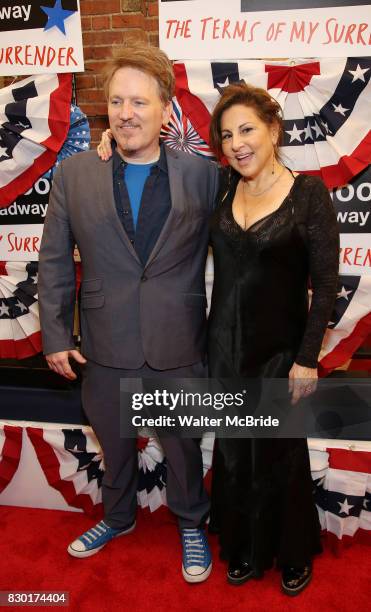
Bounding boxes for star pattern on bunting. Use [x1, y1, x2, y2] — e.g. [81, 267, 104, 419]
[303, 123, 312, 140]
[285, 123, 304, 143]
[338, 498, 354, 516]
[216, 78, 230, 89]
[322, 121, 332, 135]
[0, 145, 9, 159]
[332, 103, 349, 116]
[15, 300, 28, 313]
[0, 303, 10, 317]
[0, 263, 38, 324]
[14, 121, 29, 129]
[337, 286, 353, 301]
[0, 298, 30, 319]
[63, 429, 104, 485]
[326, 276, 360, 330]
[311, 121, 324, 138]
[348, 63, 370, 83]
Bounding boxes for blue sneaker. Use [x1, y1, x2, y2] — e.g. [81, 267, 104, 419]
[67, 519, 136, 558]
[181, 528, 212, 583]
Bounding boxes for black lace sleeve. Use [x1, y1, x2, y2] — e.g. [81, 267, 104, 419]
[295, 177, 339, 368]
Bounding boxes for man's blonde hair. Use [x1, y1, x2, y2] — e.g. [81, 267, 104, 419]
[103, 43, 175, 104]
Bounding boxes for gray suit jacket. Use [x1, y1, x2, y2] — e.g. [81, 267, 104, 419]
[38, 146, 219, 369]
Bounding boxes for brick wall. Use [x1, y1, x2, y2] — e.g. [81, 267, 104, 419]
[77, 0, 159, 145]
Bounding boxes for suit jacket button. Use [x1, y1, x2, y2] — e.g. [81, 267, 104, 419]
[141, 274, 147, 282]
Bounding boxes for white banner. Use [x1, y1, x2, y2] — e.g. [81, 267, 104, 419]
[0, 0, 84, 75]
[339, 233, 371, 275]
[0, 224, 43, 259]
[159, 0, 371, 59]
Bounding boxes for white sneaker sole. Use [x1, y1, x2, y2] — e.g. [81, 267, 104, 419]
[182, 562, 212, 584]
[67, 521, 136, 558]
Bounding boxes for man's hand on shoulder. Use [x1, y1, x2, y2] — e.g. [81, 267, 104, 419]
[46, 350, 87, 380]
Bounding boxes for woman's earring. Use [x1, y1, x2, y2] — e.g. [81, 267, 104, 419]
[272, 155, 275, 175]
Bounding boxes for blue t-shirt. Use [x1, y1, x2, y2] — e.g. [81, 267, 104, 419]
[124, 162, 153, 229]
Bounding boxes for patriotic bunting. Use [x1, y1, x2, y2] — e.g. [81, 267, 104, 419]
[137, 433, 215, 512]
[12, 426, 215, 516]
[161, 99, 214, 159]
[0, 98, 88, 358]
[171, 58, 371, 189]
[27, 426, 104, 518]
[1, 421, 369, 546]
[0, 259, 82, 359]
[0, 424, 22, 494]
[320, 276, 371, 373]
[137, 437, 167, 512]
[314, 447, 371, 546]
[0, 73, 72, 207]
[0, 262, 41, 359]
[26, 427, 170, 516]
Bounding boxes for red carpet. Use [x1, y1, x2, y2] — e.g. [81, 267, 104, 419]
[0, 505, 369, 612]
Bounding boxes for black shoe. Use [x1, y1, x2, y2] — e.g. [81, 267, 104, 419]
[281, 565, 312, 596]
[227, 560, 256, 585]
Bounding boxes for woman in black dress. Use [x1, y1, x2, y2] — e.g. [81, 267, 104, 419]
[208, 83, 339, 595]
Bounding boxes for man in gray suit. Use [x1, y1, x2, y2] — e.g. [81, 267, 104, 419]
[38, 43, 218, 583]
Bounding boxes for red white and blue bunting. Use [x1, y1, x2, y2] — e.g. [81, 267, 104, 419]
[320, 275, 371, 373]
[161, 99, 214, 159]
[0, 94, 89, 358]
[0, 73, 72, 207]
[0, 424, 22, 494]
[27, 426, 104, 518]
[314, 447, 371, 547]
[1, 422, 369, 545]
[170, 58, 371, 189]
[0, 261, 41, 359]
[26, 427, 171, 517]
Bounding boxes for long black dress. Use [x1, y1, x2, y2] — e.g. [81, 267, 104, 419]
[208, 170, 339, 572]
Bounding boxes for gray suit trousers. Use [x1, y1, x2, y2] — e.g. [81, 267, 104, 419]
[81, 360, 210, 529]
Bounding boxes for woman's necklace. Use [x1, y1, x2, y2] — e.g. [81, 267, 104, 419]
[242, 166, 285, 198]
[239, 166, 286, 230]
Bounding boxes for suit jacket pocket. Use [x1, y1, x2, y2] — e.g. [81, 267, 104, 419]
[81, 295, 105, 309]
[81, 278, 102, 293]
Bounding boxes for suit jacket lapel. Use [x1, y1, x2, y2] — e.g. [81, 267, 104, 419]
[145, 147, 183, 269]
[97, 158, 141, 265]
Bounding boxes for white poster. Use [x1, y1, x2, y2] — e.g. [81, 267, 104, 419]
[339, 234, 371, 275]
[0, 0, 84, 75]
[0, 175, 49, 260]
[0, 224, 43, 260]
[159, 0, 371, 59]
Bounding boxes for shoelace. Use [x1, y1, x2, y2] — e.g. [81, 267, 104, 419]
[81, 521, 110, 544]
[182, 529, 207, 566]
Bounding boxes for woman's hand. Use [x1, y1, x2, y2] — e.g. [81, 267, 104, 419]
[288, 362, 318, 405]
[97, 128, 114, 161]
